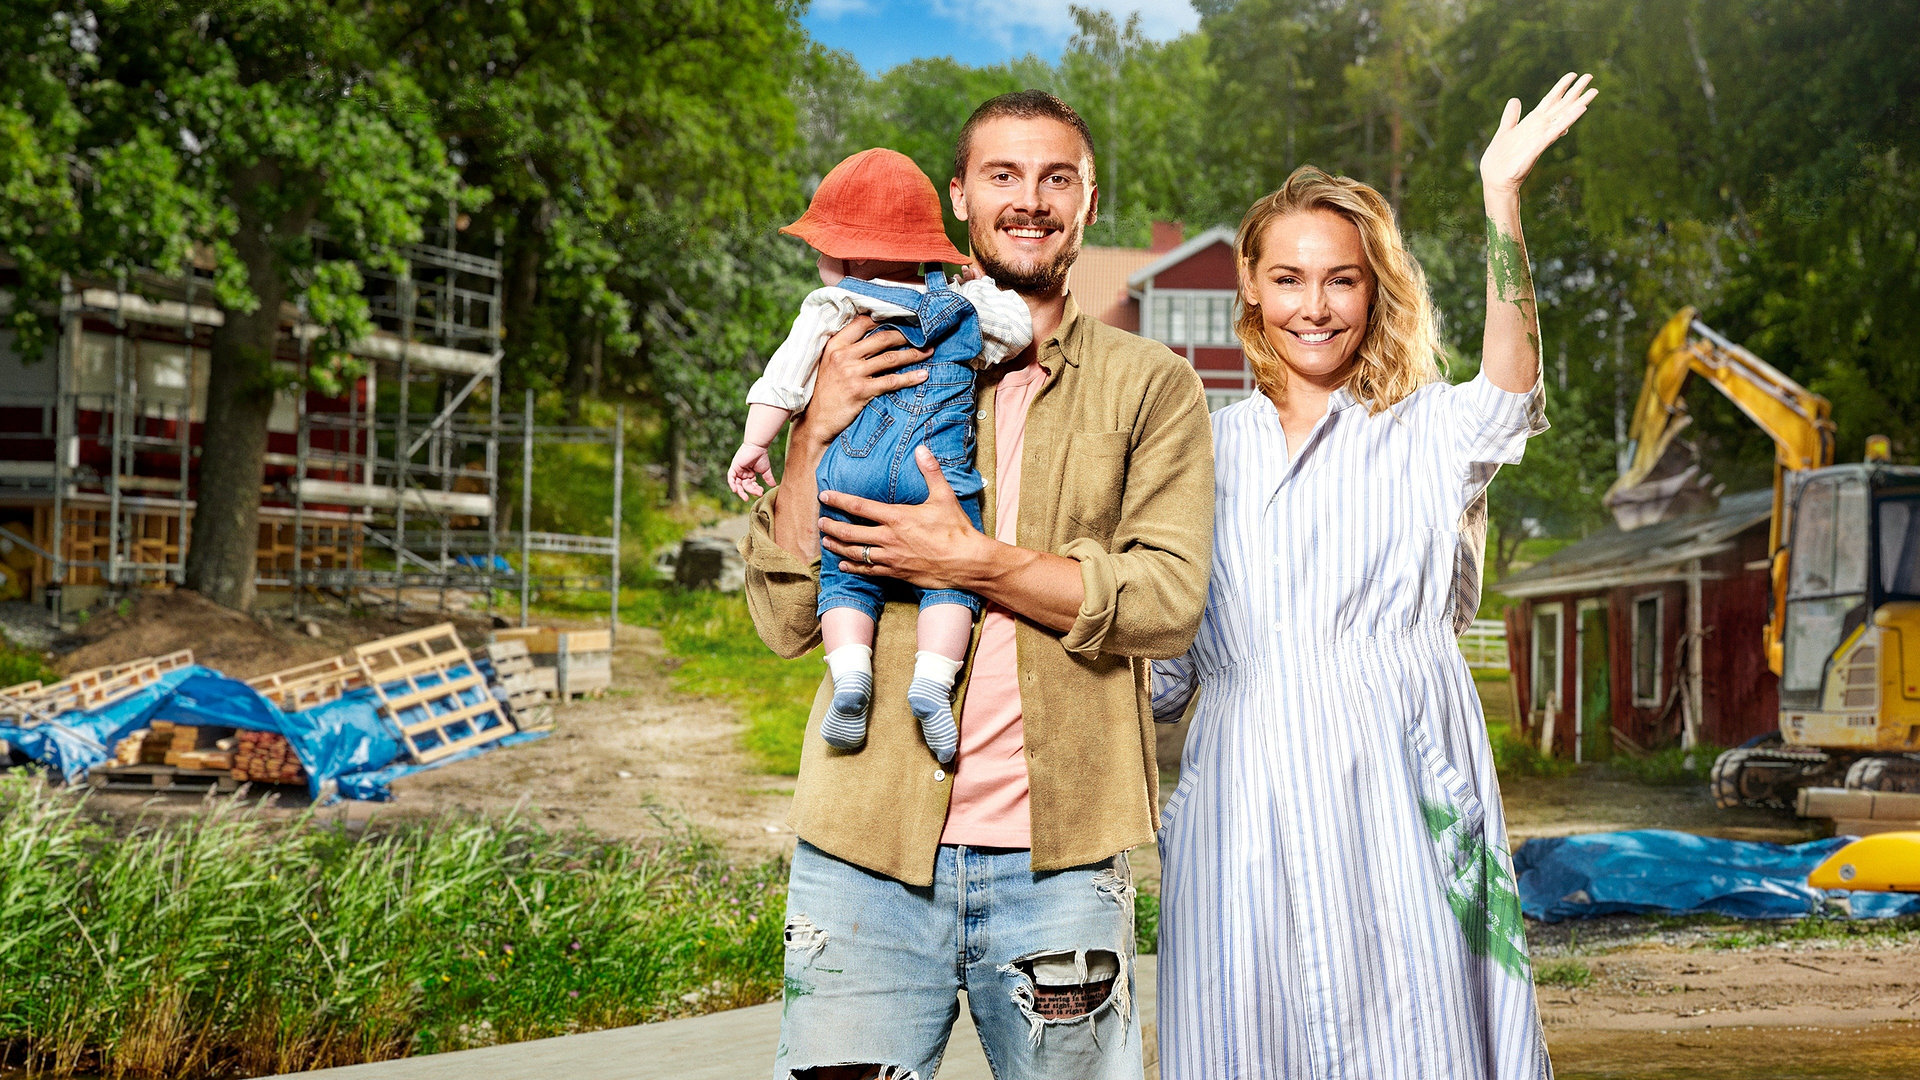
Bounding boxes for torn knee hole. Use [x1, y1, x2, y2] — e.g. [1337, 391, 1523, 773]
[1015, 949, 1121, 1019]
[790, 1066, 917, 1080]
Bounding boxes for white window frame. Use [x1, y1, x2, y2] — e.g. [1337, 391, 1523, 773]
[1631, 592, 1663, 707]
[1531, 602, 1564, 717]
[1143, 288, 1240, 347]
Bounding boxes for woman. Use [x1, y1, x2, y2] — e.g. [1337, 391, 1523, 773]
[1152, 75, 1596, 1079]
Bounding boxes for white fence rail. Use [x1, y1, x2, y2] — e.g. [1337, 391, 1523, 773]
[1459, 619, 1509, 671]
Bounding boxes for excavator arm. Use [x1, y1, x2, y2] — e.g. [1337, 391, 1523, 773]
[1604, 307, 1836, 674]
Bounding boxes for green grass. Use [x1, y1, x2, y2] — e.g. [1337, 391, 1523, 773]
[1485, 721, 1576, 779]
[1533, 958, 1593, 988]
[0, 775, 785, 1078]
[0, 646, 55, 688]
[1705, 913, 1920, 950]
[1134, 893, 1160, 956]
[1605, 743, 1723, 786]
[546, 585, 818, 775]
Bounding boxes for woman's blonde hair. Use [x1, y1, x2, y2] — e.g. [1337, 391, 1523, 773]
[1234, 165, 1444, 412]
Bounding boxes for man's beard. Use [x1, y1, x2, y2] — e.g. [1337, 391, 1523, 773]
[969, 211, 1083, 295]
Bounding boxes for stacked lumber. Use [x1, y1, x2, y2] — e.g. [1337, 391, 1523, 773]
[480, 639, 556, 729]
[230, 729, 307, 786]
[1799, 787, 1920, 837]
[1, 649, 194, 726]
[491, 627, 612, 699]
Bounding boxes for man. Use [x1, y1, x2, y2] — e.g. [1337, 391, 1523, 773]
[742, 90, 1213, 1080]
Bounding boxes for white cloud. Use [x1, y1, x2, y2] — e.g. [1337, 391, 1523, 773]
[928, 0, 1201, 51]
[812, 0, 879, 18]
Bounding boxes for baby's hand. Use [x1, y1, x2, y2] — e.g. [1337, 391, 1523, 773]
[728, 443, 776, 500]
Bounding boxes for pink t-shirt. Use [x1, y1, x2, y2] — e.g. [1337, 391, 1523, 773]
[940, 358, 1048, 848]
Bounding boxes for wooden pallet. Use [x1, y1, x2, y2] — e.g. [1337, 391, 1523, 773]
[492, 628, 612, 699]
[481, 640, 555, 728]
[1, 649, 194, 725]
[247, 653, 366, 712]
[88, 762, 241, 794]
[355, 623, 513, 763]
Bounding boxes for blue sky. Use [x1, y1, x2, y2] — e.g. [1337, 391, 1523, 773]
[803, 1, 1200, 73]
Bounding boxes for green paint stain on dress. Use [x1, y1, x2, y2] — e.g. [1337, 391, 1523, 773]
[1420, 797, 1531, 979]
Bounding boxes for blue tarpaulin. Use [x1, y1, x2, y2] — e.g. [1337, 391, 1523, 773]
[1515, 829, 1920, 921]
[1, 663, 541, 801]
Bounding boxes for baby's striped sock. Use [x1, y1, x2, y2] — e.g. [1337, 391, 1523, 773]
[906, 651, 964, 764]
[821, 644, 873, 750]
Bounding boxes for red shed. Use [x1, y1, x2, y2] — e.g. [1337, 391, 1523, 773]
[1499, 489, 1778, 759]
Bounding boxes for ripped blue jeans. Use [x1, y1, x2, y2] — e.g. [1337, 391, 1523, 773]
[775, 841, 1140, 1080]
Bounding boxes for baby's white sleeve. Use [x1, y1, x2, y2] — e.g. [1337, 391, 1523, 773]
[956, 278, 1035, 368]
[746, 291, 858, 412]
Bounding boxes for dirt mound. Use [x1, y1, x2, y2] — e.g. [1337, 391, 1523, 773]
[55, 590, 491, 680]
[58, 591, 338, 679]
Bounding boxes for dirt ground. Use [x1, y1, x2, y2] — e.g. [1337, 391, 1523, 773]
[25, 594, 1920, 1070]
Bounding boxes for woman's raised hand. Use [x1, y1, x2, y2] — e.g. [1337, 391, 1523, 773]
[1480, 72, 1596, 197]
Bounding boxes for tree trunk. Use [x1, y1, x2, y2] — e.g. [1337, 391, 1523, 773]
[666, 412, 688, 507]
[184, 175, 312, 611]
[562, 327, 601, 422]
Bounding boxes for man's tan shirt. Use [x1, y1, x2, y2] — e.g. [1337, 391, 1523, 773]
[741, 297, 1214, 886]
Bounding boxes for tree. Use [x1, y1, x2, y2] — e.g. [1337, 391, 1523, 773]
[3, 1, 457, 611]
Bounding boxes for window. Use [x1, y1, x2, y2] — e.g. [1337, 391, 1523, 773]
[1632, 594, 1662, 706]
[1531, 604, 1563, 714]
[1148, 292, 1238, 347]
[1790, 476, 1869, 598]
[1879, 496, 1920, 600]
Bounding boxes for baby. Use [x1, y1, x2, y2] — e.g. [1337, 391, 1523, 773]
[728, 148, 1032, 764]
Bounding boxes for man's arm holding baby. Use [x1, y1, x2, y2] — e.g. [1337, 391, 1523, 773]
[818, 461, 1085, 633]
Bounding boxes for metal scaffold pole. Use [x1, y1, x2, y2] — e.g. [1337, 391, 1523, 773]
[609, 404, 623, 642]
[519, 389, 533, 627]
[292, 320, 309, 620]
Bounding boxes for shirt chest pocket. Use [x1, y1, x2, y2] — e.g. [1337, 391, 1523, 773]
[1058, 429, 1130, 543]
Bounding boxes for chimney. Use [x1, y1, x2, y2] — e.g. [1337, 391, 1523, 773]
[1151, 221, 1185, 253]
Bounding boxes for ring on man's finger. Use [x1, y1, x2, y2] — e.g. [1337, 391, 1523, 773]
[861, 544, 873, 565]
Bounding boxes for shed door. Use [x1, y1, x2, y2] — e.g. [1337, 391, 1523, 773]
[1577, 603, 1612, 762]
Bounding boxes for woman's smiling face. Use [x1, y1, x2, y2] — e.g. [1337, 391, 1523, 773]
[1242, 209, 1374, 389]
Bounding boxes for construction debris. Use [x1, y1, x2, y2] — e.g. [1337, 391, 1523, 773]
[0, 620, 598, 801]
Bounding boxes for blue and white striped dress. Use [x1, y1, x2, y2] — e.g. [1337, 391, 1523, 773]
[1152, 372, 1551, 1080]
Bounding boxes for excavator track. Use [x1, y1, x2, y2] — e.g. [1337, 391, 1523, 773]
[1844, 755, 1920, 794]
[1710, 745, 1843, 809]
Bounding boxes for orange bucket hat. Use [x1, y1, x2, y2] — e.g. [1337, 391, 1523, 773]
[782, 148, 969, 265]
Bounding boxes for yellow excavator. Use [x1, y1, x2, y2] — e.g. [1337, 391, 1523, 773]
[1605, 309, 1920, 806]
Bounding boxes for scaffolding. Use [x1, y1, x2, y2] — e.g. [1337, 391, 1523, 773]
[0, 219, 623, 633]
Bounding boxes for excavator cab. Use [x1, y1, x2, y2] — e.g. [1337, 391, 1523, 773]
[1776, 466, 1920, 787]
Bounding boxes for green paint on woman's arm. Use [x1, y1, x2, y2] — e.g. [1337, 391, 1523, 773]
[1485, 217, 1534, 305]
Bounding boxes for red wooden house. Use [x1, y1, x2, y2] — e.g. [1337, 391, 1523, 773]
[1068, 223, 1253, 410]
[1498, 489, 1779, 759]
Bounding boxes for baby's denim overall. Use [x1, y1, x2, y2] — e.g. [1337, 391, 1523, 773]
[816, 270, 987, 621]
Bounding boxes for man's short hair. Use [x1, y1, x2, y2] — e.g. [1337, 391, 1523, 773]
[952, 90, 1096, 184]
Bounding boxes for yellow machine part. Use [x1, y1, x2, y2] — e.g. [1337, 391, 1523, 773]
[1808, 832, 1920, 893]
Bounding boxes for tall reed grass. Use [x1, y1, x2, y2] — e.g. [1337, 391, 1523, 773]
[0, 775, 784, 1078]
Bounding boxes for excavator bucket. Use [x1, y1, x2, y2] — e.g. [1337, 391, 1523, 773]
[1807, 832, 1920, 893]
[1602, 309, 1722, 530]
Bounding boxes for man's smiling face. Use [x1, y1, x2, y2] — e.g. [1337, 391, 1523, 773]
[950, 116, 1098, 296]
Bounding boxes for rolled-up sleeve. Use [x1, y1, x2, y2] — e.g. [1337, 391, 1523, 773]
[738, 490, 824, 659]
[1058, 364, 1214, 659]
[1443, 371, 1549, 508]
